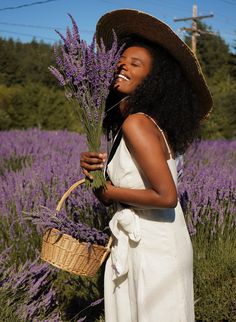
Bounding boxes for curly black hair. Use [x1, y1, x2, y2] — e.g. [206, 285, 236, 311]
[103, 35, 202, 155]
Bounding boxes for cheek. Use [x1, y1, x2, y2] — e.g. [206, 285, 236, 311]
[126, 75, 146, 92]
[133, 73, 148, 87]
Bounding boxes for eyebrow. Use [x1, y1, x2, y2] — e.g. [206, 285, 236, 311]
[120, 55, 144, 64]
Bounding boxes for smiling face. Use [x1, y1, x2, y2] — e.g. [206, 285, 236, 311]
[114, 46, 153, 95]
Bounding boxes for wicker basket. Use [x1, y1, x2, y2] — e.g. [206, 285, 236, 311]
[41, 178, 112, 277]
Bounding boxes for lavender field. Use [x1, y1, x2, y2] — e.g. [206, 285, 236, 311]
[0, 129, 235, 321]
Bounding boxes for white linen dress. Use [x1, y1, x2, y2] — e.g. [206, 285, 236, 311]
[105, 115, 195, 322]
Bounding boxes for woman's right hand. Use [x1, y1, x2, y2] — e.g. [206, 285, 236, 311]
[80, 152, 107, 180]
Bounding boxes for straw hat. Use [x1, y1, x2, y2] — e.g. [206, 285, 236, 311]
[96, 9, 213, 118]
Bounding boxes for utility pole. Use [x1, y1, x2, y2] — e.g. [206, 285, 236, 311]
[174, 3, 214, 55]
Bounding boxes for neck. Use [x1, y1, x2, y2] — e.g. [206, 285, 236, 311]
[119, 97, 129, 115]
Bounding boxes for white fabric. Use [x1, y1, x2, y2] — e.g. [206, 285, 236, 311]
[109, 205, 141, 280]
[105, 135, 195, 322]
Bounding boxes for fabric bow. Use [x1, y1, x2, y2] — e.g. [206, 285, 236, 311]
[109, 206, 141, 281]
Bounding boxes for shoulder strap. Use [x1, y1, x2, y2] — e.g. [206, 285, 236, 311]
[105, 129, 122, 180]
[107, 129, 122, 165]
[136, 112, 173, 159]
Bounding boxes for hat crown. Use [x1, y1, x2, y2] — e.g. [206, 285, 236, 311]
[96, 9, 213, 117]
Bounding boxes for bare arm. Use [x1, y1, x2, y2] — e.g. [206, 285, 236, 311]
[95, 114, 178, 208]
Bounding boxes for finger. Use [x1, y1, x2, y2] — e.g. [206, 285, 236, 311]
[81, 153, 107, 166]
[98, 153, 107, 162]
[81, 151, 104, 159]
[82, 169, 93, 180]
[81, 152, 107, 161]
[81, 156, 105, 165]
[80, 161, 104, 171]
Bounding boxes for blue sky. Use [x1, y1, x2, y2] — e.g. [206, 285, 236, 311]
[0, 0, 235, 52]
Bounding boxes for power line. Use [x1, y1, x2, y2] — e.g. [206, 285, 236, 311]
[174, 4, 214, 54]
[213, 17, 236, 29]
[217, 0, 236, 5]
[0, 22, 64, 30]
[0, 29, 57, 42]
[135, 0, 192, 16]
[0, 0, 62, 11]
[0, 22, 94, 33]
[216, 12, 236, 24]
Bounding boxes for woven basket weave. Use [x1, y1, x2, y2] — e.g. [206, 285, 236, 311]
[41, 178, 112, 277]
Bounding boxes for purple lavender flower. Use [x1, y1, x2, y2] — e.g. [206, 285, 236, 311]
[0, 129, 235, 320]
[49, 14, 124, 189]
[48, 66, 66, 86]
[0, 256, 59, 321]
[178, 139, 236, 236]
[26, 205, 109, 246]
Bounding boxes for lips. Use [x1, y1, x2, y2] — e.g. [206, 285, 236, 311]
[117, 73, 130, 81]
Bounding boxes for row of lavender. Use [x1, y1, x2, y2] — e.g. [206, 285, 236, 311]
[178, 139, 236, 236]
[0, 129, 235, 321]
[0, 129, 109, 321]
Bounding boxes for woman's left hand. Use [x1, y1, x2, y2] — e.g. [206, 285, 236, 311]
[93, 181, 113, 206]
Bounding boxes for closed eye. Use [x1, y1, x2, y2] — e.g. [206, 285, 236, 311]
[131, 63, 141, 67]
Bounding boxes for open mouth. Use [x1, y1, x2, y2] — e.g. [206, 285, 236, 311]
[117, 74, 130, 81]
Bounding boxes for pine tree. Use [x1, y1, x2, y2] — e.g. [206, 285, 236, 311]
[185, 22, 236, 138]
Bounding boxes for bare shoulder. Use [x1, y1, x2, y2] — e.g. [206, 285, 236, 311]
[121, 114, 162, 154]
[122, 113, 156, 136]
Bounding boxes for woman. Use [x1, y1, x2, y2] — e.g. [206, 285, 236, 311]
[80, 9, 212, 322]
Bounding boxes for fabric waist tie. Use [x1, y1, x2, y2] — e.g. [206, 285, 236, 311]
[109, 205, 141, 281]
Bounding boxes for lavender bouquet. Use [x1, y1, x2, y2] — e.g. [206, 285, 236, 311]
[28, 206, 109, 246]
[49, 14, 123, 189]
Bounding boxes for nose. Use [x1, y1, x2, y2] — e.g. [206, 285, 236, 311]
[117, 62, 128, 73]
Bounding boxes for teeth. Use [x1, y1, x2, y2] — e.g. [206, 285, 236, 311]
[118, 74, 129, 81]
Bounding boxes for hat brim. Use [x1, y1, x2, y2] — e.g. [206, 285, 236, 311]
[96, 9, 213, 118]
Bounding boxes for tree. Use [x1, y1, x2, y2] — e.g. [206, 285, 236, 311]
[0, 38, 57, 87]
[185, 22, 236, 138]
[0, 84, 81, 132]
[184, 22, 234, 80]
[0, 38, 82, 132]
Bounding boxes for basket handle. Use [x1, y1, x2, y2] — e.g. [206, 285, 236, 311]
[55, 177, 112, 258]
[100, 236, 113, 264]
[56, 178, 85, 212]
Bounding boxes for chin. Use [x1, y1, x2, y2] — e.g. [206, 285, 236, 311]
[113, 84, 131, 96]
